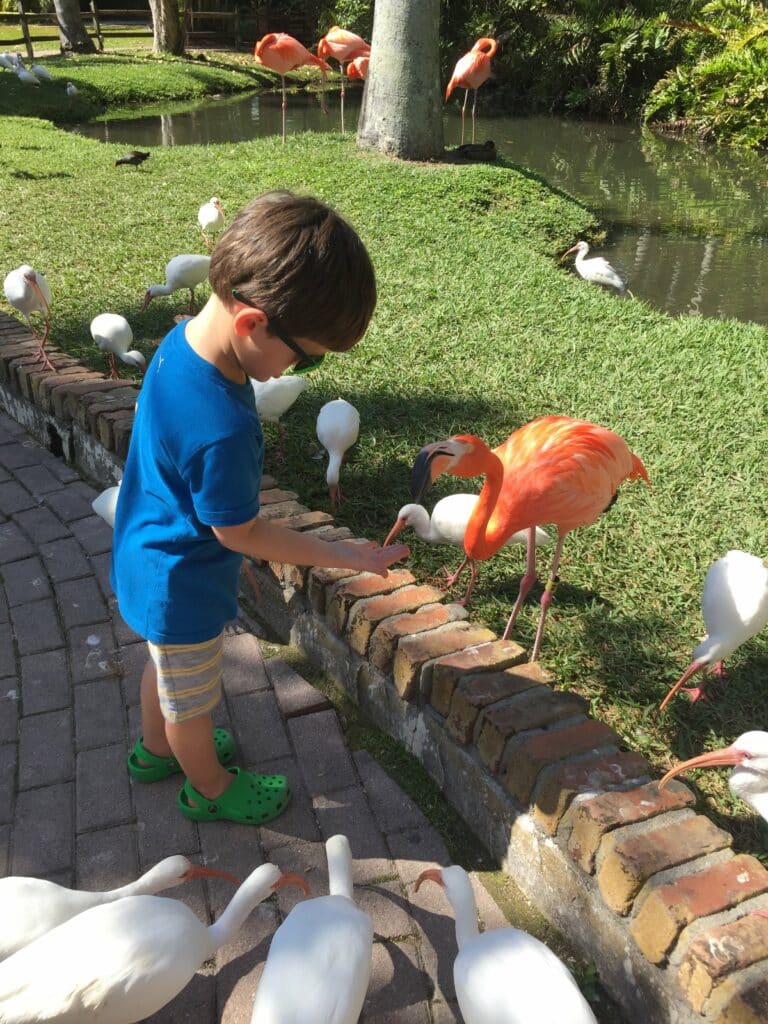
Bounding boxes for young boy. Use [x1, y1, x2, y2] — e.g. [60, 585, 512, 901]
[111, 191, 408, 826]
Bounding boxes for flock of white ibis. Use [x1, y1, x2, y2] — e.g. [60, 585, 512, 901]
[0, 835, 610, 1022]
[1, 52, 77, 96]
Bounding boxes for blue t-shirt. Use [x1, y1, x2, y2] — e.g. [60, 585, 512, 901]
[111, 320, 263, 643]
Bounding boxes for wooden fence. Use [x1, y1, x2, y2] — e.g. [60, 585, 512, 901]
[0, 0, 239, 59]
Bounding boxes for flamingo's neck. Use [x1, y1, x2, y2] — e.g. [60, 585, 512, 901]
[463, 451, 505, 559]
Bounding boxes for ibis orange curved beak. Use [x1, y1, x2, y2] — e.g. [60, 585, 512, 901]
[658, 743, 746, 791]
[414, 867, 445, 892]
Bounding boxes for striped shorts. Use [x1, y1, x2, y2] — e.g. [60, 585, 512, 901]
[148, 633, 224, 724]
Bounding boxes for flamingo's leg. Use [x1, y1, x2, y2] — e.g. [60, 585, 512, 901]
[502, 527, 539, 641]
[458, 560, 479, 607]
[340, 62, 346, 133]
[281, 75, 287, 144]
[460, 89, 469, 146]
[529, 533, 567, 662]
[471, 89, 478, 144]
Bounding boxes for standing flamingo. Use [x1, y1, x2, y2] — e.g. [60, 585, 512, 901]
[410, 416, 649, 661]
[254, 33, 330, 143]
[445, 38, 497, 146]
[317, 26, 370, 133]
[3, 263, 53, 369]
[659, 550, 768, 711]
[347, 54, 369, 82]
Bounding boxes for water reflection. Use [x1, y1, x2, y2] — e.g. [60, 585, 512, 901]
[72, 92, 768, 326]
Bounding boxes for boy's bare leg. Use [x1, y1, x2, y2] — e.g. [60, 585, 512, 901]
[139, 658, 172, 757]
[166, 716, 232, 799]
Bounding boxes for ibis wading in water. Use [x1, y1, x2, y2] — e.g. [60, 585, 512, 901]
[411, 416, 649, 661]
[253, 33, 330, 142]
[317, 26, 370, 133]
[0, 855, 237, 962]
[141, 254, 210, 314]
[0, 862, 308, 1023]
[251, 835, 373, 1023]
[384, 494, 550, 606]
[659, 731, 768, 825]
[562, 240, 631, 296]
[659, 549, 768, 711]
[90, 313, 145, 379]
[3, 263, 53, 369]
[416, 865, 597, 1023]
[316, 398, 360, 513]
[445, 37, 497, 146]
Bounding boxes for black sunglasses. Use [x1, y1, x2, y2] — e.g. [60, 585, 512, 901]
[231, 289, 326, 375]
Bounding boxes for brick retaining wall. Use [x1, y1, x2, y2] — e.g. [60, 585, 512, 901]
[2, 311, 767, 1023]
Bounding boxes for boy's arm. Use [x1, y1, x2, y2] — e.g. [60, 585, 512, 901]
[212, 517, 409, 577]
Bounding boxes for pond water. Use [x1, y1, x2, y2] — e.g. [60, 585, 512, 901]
[72, 91, 768, 327]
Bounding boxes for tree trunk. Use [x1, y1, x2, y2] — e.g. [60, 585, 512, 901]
[148, 0, 185, 56]
[54, 0, 96, 53]
[357, 0, 443, 160]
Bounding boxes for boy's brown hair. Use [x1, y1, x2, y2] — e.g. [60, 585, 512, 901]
[209, 191, 376, 352]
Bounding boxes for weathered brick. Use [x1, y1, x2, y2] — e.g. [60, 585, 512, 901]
[307, 566, 361, 613]
[632, 855, 768, 964]
[475, 687, 587, 768]
[50, 379, 124, 421]
[568, 779, 696, 874]
[270, 509, 336, 531]
[393, 625, 497, 702]
[113, 418, 134, 460]
[504, 719, 620, 805]
[97, 409, 136, 450]
[430, 640, 528, 716]
[347, 584, 445, 655]
[259, 487, 299, 505]
[368, 604, 465, 673]
[327, 569, 416, 635]
[598, 814, 733, 915]
[258, 500, 308, 521]
[533, 750, 650, 836]
[68, 384, 136, 426]
[30, 361, 82, 405]
[715, 976, 768, 1023]
[679, 915, 768, 1013]
[37, 369, 103, 413]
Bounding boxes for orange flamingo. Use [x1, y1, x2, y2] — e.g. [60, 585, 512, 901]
[254, 33, 330, 143]
[317, 26, 370, 133]
[410, 416, 649, 661]
[445, 37, 498, 146]
[347, 54, 369, 83]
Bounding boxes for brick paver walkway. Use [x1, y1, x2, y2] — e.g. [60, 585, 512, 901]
[0, 408, 508, 1023]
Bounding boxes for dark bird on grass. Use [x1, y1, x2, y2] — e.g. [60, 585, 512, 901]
[115, 150, 150, 168]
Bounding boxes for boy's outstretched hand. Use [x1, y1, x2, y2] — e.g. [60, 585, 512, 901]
[333, 540, 410, 578]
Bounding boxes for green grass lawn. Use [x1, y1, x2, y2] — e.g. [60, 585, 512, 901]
[1, 105, 766, 864]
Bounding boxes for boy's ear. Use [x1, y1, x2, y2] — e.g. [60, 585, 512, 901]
[233, 305, 268, 338]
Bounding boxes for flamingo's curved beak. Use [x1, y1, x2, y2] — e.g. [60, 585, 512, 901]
[411, 442, 455, 504]
[658, 743, 747, 791]
[414, 867, 445, 892]
[383, 517, 407, 548]
[273, 872, 311, 896]
[182, 865, 240, 886]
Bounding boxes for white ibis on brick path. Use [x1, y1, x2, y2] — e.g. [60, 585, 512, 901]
[416, 865, 597, 1023]
[384, 494, 550, 606]
[659, 550, 768, 711]
[0, 862, 308, 1024]
[90, 313, 145, 379]
[141, 254, 210, 314]
[198, 196, 224, 249]
[251, 835, 373, 1023]
[316, 398, 359, 514]
[0, 855, 238, 962]
[659, 731, 768, 825]
[3, 263, 53, 369]
[250, 375, 309, 462]
[562, 241, 631, 296]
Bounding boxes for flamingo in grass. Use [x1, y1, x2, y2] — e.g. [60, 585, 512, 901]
[410, 416, 649, 661]
[659, 550, 768, 712]
[445, 38, 498, 146]
[317, 26, 370, 133]
[254, 33, 330, 143]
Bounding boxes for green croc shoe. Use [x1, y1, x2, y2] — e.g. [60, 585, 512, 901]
[177, 766, 292, 825]
[127, 728, 236, 783]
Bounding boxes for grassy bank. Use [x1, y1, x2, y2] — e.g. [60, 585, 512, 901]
[1, 113, 766, 865]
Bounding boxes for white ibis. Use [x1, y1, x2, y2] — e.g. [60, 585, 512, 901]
[15, 67, 39, 85]
[90, 313, 145, 379]
[3, 263, 53, 369]
[92, 482, 121, 527]
[416, 865, 597, 1023]
[385, 494, 550, 605]
[30, 63, 52, 81]
[0, 855, 238, 962]
[141, 254, 210, 314]
[660, 550, 768, 711]
[65, 81, 78, 97]
[251, 835, 373, 1023]
[0, 53, 16, 70]
[0, 862, 308, 1024]
[316, 398, 359, 513]
[251, 375, 309, 462]
[197, 196, 224, 249]
[659, 731, 768, 825]
[562, 241, 630, 295]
